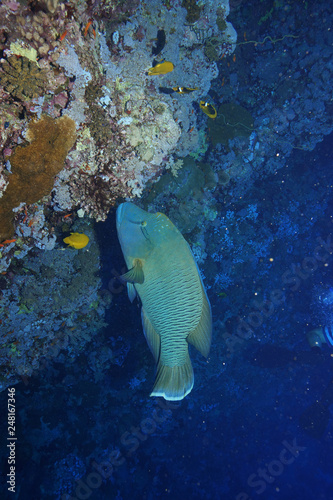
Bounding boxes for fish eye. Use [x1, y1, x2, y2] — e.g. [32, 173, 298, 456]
[140, 222, 151, 243]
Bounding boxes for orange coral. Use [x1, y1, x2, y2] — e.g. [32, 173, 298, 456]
[0, 115, 76, 241]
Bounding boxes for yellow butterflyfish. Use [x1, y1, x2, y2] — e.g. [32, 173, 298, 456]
[148, 61, 174, 76]
[199, 101, 217, 118]
[63, 232, 89, 249]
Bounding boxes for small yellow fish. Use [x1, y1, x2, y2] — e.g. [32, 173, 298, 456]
[172, 87, 198, 94]
[199, 101, 217, 119]
[148, 61, 174, 76]
[63, 232, 89, 249]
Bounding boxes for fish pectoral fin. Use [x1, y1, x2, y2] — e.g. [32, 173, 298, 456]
[187, 290, 212, 358]
[127, 283, 137, 303]
[120, 259, 144, 284]
[141, 308, 160, 362]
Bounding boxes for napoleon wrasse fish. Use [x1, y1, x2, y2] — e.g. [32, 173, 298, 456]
[116, 202, 212, 401]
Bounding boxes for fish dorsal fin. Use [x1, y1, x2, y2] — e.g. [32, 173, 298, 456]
[127, 283, 137, 303]
[120, 259, 144, 284]
[141, 308, 161, 363]
[187, 284, 212, 358]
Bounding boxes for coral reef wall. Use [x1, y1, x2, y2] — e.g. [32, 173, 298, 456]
[0, 0, 235, 264]
[0, 0, 236, 389]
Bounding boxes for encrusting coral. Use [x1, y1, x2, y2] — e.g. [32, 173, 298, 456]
[182, 0, 203, 23]
[0, 115, 76, 241]
[1, 55, 47, 101]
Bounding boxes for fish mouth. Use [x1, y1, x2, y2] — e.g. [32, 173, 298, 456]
[116, 202, 148, 229]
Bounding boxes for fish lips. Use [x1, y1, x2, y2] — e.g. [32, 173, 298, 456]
[116, 202, 137, 228]
[116, 202, 126, 228]
[117, 202, 148, 228]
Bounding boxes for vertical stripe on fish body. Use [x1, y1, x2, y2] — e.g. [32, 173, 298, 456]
[116, 203, 212, 401]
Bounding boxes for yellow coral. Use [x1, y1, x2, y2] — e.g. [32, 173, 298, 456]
[10, 41, 38, 62]
[0, 115, 76, 241]
[1, 55, 46, 101]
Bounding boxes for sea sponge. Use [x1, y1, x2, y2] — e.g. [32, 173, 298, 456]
[182, 0, 203, 23]
[208, 103, 254, 147]
[204, 37, 221, 62]
[0, 115, 76, 241]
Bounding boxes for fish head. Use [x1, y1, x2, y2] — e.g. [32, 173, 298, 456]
[116, 203, 155, 261]
[117, 203, 179, 262]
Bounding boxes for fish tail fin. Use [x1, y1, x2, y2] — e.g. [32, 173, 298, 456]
[150, 354, 194, 401]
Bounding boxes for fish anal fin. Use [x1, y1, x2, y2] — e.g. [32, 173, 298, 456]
[141, 308, 160, 362]
[120, 259, 144, 284]
[187, 288, 212, 358]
